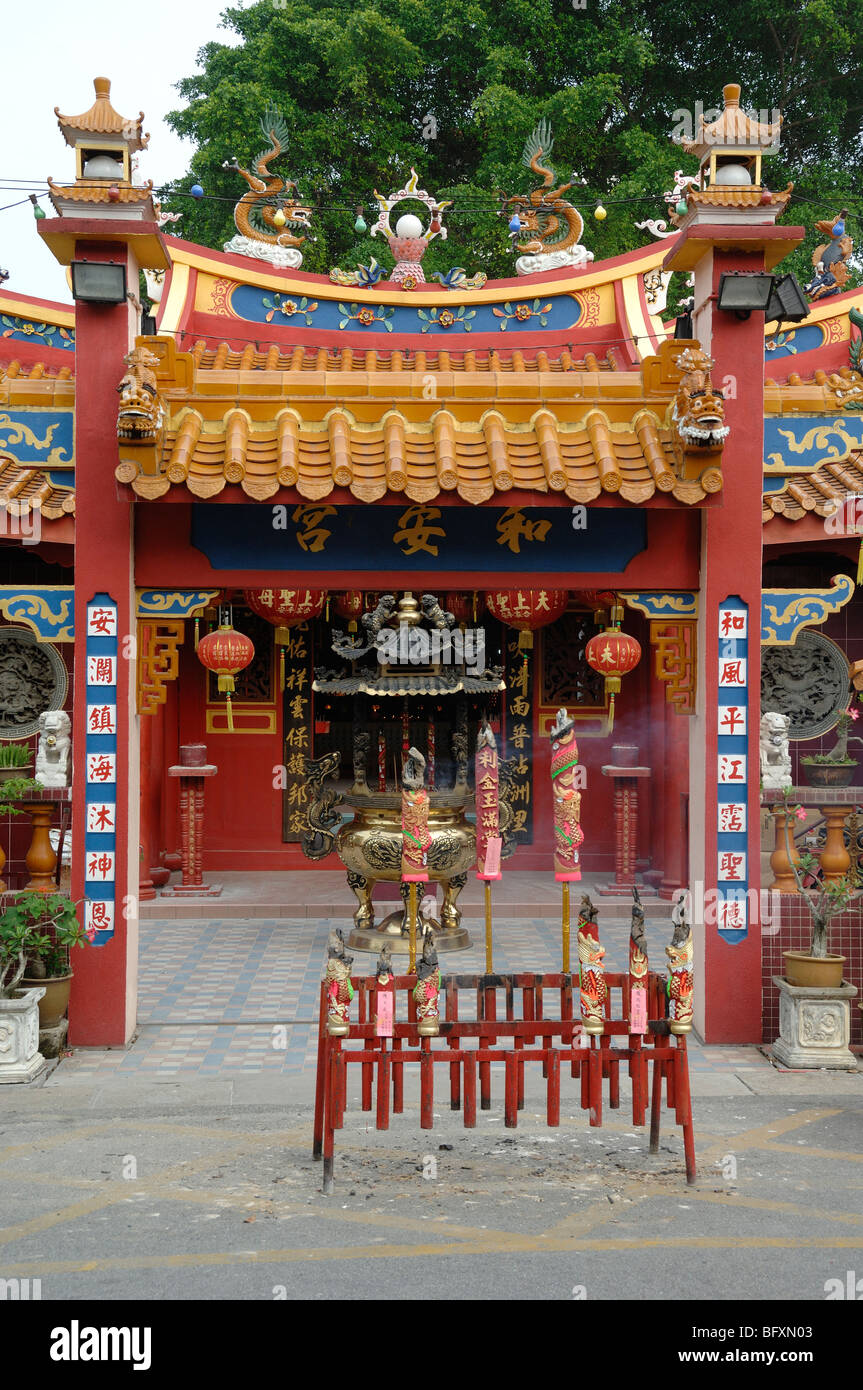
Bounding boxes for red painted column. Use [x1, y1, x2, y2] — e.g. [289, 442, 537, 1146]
[69, 240, 140, 1046]
[665, 239, 800, 1040]
[659, 696, 689, 899]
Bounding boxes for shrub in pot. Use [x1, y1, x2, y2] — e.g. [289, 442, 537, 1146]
[780, 792, 856, 986]
[16, 892, 91, 1029]
[1, 894, 89, 1059]
[0, 740, 34, 784]
[800, 708, 861, 789]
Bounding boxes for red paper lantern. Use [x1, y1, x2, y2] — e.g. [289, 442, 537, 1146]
[447, 591, 473, 625]
[585, 623, 642, 731]
[485, 589, 568, 648]
[333, 590, 364, 632]
[243, 587, 326, 626]
[197, 623, 255, 732]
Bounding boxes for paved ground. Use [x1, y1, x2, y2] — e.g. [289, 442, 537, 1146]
[1, 908, 861, 1307]
[56, 908, 759, 1079]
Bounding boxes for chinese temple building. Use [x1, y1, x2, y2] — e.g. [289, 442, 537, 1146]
[2, 78, 863, 1050]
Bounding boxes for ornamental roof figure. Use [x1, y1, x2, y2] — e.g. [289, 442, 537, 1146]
[680, 83, 781, 161]
[54, 76, 149, 152]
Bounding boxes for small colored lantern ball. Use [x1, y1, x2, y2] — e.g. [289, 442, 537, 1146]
[593, 204, 607, 221]
[190, 183, 204, 200]
[107, 184, 120, 203]
[354, 212, 367, 234]
[508, 214, 522, 233]
[273, 208, 287, 227]
[675, 198, 689, 217]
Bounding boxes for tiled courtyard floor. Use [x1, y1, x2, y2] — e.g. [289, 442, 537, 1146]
[55, 904, 774, 1082]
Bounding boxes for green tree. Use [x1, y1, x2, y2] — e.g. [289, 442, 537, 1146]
[164, 0, 863, 289]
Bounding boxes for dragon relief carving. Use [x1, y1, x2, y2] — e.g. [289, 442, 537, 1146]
[501, 119, 594, 276]
[669, 346, 729, 474]
[300, 750, 343, 860]
[117, 346, 163, 445]
[222, 107, 314, 270]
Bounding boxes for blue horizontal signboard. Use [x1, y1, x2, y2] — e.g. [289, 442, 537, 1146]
[191, 503, 647, 574]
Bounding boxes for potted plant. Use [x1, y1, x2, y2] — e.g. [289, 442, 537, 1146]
[772, 791, 859, 1068]
[0, 891, 83, 1082]
[799, 707, 861, 788]
[0, 741, 34, 784]
[778, 793, 855, 986]
[19, 892, 90, 1029]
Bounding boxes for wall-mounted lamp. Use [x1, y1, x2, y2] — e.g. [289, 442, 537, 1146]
[70, 260, 127, 305]
[716, 271, 774, 319]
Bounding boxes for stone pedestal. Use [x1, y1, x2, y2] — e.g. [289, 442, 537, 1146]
[771, 975, 858, 1069]
[0, 989, 47, 1084]
[38, 1017, 68, 1060]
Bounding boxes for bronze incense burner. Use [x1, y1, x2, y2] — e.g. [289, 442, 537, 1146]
[300, 592, 515, 953]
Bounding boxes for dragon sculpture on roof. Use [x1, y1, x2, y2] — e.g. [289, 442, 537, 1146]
[222, 107, 313, 269]
[501, 119, 594, 276]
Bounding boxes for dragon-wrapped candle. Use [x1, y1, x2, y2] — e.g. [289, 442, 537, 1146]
[325, 928, 355, 1036]
[666, 895, 694, 1034]
[413, 927, 441, 1036]
[629, 886, 649, 1034]
[401, 746, 432, 880]
[576, 894, 606, 1035]
[475, 720, 501, 878]
[549, 707, 584, 881]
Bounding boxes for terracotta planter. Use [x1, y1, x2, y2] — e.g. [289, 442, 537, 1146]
[20, 972, 72, 1029]
[799, 761, 857, 789]
[783, 950, 845, 988]
[149, 866, 170, 888]
[161, 851, 182, 873]
[0, 764, 33, 783]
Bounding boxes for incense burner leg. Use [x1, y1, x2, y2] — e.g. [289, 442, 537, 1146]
[440, 872, 467, 932]
[347, 871, 374, 931]
[398, 880, 412, 936]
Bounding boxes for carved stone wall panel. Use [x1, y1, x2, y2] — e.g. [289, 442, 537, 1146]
[760, 629, 850, 739]
[0, 627, 67, 738]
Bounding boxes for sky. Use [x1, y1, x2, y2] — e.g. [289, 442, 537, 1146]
[0, 0, 243, 302]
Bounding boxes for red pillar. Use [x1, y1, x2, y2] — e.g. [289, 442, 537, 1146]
[666, 224, 803, 1041]
[67, 240, 141, 1045]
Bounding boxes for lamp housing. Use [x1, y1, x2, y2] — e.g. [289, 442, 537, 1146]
[716, 272, 774, 318]
[70, 259, 127, 304]
[765, 273, 810, 326]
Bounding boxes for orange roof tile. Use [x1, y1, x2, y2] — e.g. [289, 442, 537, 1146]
[682, 83, 781, 157]
[0, 458, 74, 520]
[54, 77, 149, 151]
[47, 178, 154, 207]
[117, 403, 708, 506]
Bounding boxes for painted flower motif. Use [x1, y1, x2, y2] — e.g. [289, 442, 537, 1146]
[337, 303, 395, 332]
[261, 294, 318, 325]
[400, 275, 418, 291]
[417, 304, 476, 333]
[1, 316, 74, 348]
[492, 298, 552, 332]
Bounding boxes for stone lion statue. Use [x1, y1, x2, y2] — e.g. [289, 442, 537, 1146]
[759, 711, 792, 790]
[36, 709, 71, 788]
